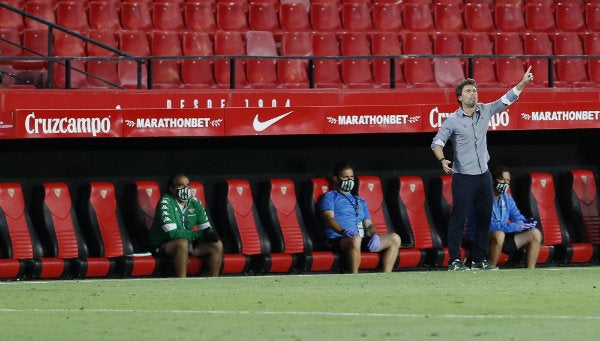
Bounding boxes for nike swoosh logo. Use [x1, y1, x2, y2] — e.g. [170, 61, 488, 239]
[252, 111, 294, 132]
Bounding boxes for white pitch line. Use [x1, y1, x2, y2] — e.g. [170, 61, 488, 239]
[0, 308, 599, 320]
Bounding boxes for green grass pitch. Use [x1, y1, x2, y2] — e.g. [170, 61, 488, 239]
[1, 267, 599, 341]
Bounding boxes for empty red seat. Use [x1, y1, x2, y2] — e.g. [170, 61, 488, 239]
[78, 182, 159, 277]
[121, 1, 153, 31]
[278, 31, 312, 88]
[246, 30, 279, 88]
[371, 32, 406, 88]
[464, 2, 495, 32]
[432, 32, 465, 87]
[118, 30, 151, 88]
[372, 1, 402, 32]
[181, 31, 216, 88]
[586, 2, 600, 32]
[56, 1, 89, 33]
[340, 32, 374, 88]
[495, 3, 526, 32]
[524, 173, 596, 264]
[494, 32, 526, 86]
[0, 28, 21, 63]
[556, 2, 586, 32]
[462, 32, 498, 87]
[214, 30, 249, 88]
[31, 182, 118, 278]
[124, 181, 161, 253]
[24, 1, 55, 29]
[402, 32, 438, 88]
[341, 2, 373, 32]
[403, 2, 434, 32]
[0, 0, 24, 30]
[279, 1, 311, 32]
[86, 30, 119, 88]
[52, 32, 89, 88]
[525, 2, 556, 32]
[12, 28, 48, 70]
[560, 170, 600, 252]
[184, 1, 217, 32]
[150, 30, 183, 88]
[312, 32, 343, 88]
[89, 1, 121, 31]
[522, 32, 558, 87]
[433, 2, 464, 33]
[553, 32, 592, 86]
[583, 32, 600, 85]
[153, 1, 186, 31]
[248, 2, 281, 36]
[216, 1, 248, 31]
[310, 1, 343, 32]
[259, 178, 340, 272]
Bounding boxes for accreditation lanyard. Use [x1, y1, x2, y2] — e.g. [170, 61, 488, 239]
[339, 191, 364, 236]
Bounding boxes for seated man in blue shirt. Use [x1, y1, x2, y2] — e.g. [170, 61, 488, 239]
[466, 165, 542, 269]
[319, 162, 401, 273]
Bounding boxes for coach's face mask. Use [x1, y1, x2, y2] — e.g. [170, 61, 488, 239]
[339, 179, 355, 192]
[494, 182, 509, 194]
[175, 186, 192, 201]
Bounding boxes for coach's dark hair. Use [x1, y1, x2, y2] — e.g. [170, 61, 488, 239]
[455, 78, 478, 105]
[166, 173, 188, 192]
[333, 161, 355, 177]
[491, 165, 510, 181]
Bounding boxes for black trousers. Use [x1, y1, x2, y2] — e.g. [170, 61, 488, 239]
[447, 171, 493, 262]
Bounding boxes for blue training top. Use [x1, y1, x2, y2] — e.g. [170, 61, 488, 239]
[466, 192, 527, 240]
[319, 190, 371, 239]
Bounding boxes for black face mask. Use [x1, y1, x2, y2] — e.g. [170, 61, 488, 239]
[339, 179, 355, 192]
[175, 186, 191, 201]
[495, 182, 509, 194]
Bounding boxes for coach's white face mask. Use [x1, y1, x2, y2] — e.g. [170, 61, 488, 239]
[176, 186, 191, 201]
[339, 179, 355, 193]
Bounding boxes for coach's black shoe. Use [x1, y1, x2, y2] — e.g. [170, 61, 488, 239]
[471, 259, 499, 271]
[448, 259, 470, 271]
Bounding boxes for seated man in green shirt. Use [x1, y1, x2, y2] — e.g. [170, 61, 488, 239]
[149, 174, 223, 277]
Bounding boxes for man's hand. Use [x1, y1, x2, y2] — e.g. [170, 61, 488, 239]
[441, 159, 453, 174]
[517, 66, 534, 90]
[206, 227, 220, 243]
[367, 235, 380, 252]
[341, 229, 359, 238]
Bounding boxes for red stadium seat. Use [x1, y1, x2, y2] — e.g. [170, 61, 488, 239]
[153, 1, 186, 31]
[522, 32, 557, 87]
[339, 32, 375, 88]
[78, 182, 159, 277]
[433, 2, 464, 33]
[216, 1, 248, 32]
[86, 30, 119, 88]
[0, 183, 67, 279]
[278, 31, 312, 88]
[403, 2, 434, 32]
[524, 173, 596, 265]
[462, 32, 499, 87]
[402, 32, 438, 88]
[31, 182, 118, 278]
[586, 2, 600, 32]
[0, 0, 24, 30]
[464, 2, 495, 32]
[358, 175, 423, 270]
[371, 32, 406, 88]
[553, 32, 593, 86]
[121, 1, 154, 31]
[89, 1, 121, 31]
[583, 32, 600, 85]
[184, 1, 217, 32]
[118, 30, 150, 88]
[388, 176, 457, 268]
[56, 1, 89, 33]
[181, 31, 216, 88]
[279, 1, 311, 32]
[24, 0, 55, 29]
[559, 170, 600, 257]
[52, 32, 89, 89]
[494, 32, 526, 86]
[310, 1, 343, 32]
[556, 2, 586, 32]
[150, 31, 183, 88]
[525, 2, 556, 32]
[259, 179, 340, 273]
[12, 28, 48, 70]
[214, 30, 249, 88]
[495, 3, 526, 32]
[372, 2, 403, 32]
[0, 28, 21, 63]
[245, 30, 279, 88]
[215, 179, 293, 273]
[124, 181, 161, 253]
[432, 32, 465, 88]
[341, 2, 373, 32]
[248, 2, 281, 36]
[312, 32, 343, 88]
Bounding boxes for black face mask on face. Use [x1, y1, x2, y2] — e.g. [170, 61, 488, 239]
[339, 179, 355, 192]
[175, 186, 191, 201]
[494, 182, 509, 194]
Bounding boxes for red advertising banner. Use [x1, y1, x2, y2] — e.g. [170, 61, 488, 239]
[122, 108, 225, 137]
[323, 105, 423, 134]
[517, 102, 600, 130]
[0, 112, 14, 139]
[421, 103, 519, 132]
[13, 109, 123, 138]
[224, 106, 324, 136]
